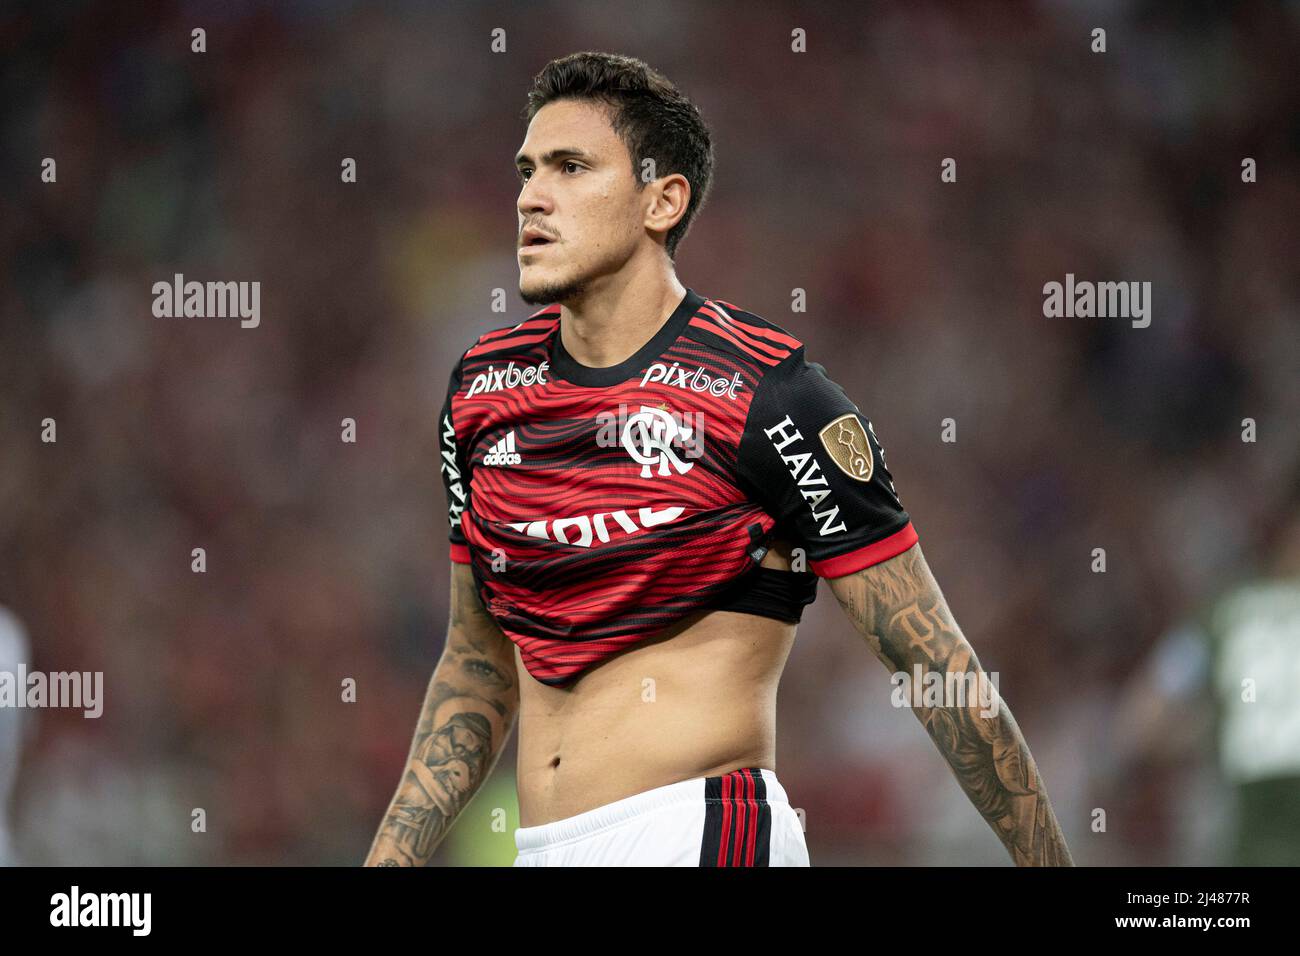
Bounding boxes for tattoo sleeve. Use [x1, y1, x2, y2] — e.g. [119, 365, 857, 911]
[364, 564, 519, 866]
[828, 543, 1075, 866]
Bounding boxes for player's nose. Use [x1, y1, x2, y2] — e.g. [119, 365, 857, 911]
[517, 173, 554, 218]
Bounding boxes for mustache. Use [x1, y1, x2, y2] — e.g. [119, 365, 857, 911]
[520, 224, 559, 240]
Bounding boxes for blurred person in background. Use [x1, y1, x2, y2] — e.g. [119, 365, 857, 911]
[0, 607, 31, 866]
[1112, 471, 1300, 865]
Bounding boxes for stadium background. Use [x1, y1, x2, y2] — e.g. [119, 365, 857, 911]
[1, 1, 1297, 865]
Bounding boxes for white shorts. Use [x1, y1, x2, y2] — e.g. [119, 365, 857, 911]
[513, 766, 810, 866]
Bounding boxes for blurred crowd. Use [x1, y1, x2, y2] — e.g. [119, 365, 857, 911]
[1, 1, 1297, 865]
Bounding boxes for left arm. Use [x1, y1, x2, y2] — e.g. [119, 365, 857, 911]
[828, 542, 1075, 866]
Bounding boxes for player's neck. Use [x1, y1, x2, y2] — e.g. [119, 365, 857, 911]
[558, 268, 687, 370]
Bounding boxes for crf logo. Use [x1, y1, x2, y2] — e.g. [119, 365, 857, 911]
[621, 405, 695, 478]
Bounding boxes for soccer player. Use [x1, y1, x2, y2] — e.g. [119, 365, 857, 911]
[366, 52, 1073, 867]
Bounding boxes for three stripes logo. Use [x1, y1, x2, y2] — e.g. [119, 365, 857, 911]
[482, 431, 521, 466]
[700, 767, 773, 867]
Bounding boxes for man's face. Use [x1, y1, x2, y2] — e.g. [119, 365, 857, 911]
[515, 99, 645, 305]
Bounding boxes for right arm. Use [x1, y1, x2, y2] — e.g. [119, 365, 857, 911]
[364, 563, 519, 866]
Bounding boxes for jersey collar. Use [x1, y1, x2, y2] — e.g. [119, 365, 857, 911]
[546, 287, 705, 387]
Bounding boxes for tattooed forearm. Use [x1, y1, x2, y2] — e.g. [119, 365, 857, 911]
[449, 567, 498, 651]
[365, 566, 519, 866]
[829, 544, 1074, 866]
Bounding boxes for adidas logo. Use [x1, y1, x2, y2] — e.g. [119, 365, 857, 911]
[483, 431, 522, 466]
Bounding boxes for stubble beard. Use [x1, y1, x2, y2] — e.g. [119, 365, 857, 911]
[519, 271, 588, 307]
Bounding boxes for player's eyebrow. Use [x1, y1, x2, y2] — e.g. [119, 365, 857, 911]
[515, 147, 595, 169]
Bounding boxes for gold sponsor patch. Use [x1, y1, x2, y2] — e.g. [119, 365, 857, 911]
[818, 413, 873, 482]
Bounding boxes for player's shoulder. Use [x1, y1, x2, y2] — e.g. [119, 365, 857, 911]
[683, 293, 810, 377]
[689, 296, 860, 415]
[458, 304, 562, 366]
[443, 305, 560, 398]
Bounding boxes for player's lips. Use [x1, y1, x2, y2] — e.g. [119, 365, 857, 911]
[519, 227, 557, 253]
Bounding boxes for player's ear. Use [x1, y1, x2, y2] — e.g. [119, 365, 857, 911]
[645, 172, 690, 236]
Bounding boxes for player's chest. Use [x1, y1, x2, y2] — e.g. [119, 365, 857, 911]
[457, 379, 753, 509]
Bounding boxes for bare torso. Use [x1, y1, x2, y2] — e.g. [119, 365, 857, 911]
[514, 542, 802, 826]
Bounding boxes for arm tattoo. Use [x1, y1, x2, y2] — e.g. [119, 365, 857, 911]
[449, 569, 497, 651]
[830, 544, 1074, 866]
[366, 570, 518, 866]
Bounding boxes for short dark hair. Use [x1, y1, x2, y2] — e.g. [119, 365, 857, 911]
[523, 51, 714, 260]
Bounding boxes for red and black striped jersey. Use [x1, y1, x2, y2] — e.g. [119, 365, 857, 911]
[439, 287, 918, 686]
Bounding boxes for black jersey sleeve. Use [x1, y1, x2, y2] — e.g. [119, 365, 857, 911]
[439, 353, 472, 563]
[736, 349, 918, 578]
